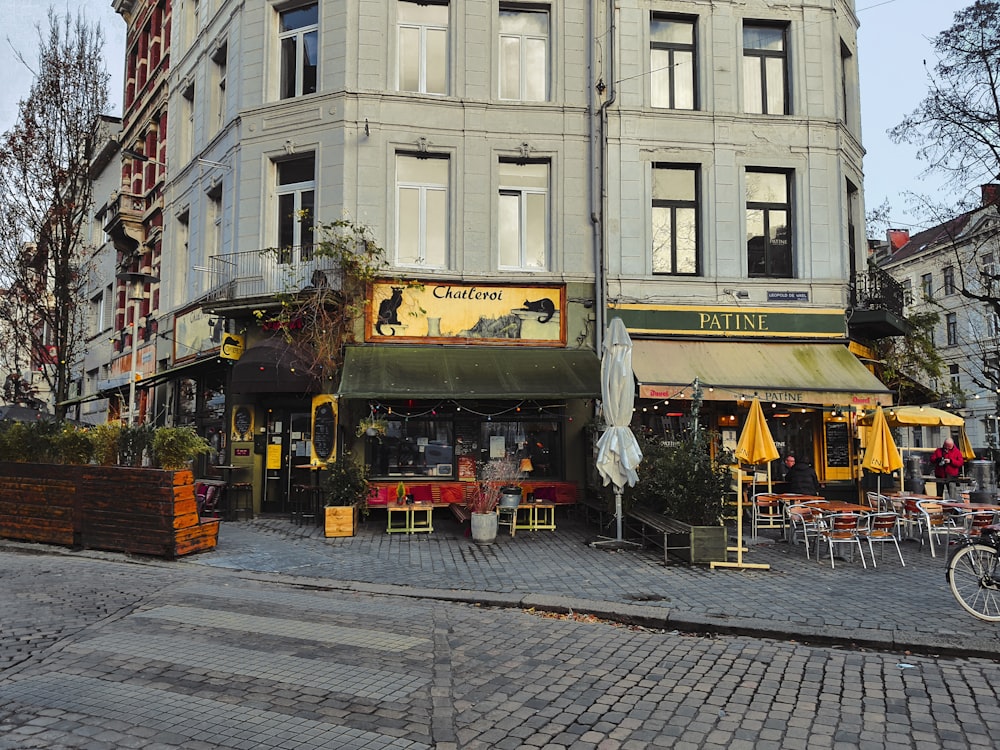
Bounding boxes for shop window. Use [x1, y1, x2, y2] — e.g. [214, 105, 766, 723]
[176, 377, 198, 426]
[366, 413, 562, 480]
[650, 14, 696, 109]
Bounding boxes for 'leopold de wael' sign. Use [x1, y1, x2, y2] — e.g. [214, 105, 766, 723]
[366, 280, 566, 345]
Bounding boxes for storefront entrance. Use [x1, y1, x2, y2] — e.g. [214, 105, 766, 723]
[261, 407, 313, 514]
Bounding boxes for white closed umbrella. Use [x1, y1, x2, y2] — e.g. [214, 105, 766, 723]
[595, 317, 643, 546]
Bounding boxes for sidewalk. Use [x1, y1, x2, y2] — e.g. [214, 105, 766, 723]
[176, 509, 1000, 660]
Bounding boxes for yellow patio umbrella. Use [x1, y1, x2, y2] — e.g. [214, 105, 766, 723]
[959, 425, 976, 460]
[861, 406, 903, 499]
[713, 398, 779, 571]
[880, 405, 964, 427]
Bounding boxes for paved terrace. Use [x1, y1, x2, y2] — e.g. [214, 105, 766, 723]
[180, 509, 1000, 660]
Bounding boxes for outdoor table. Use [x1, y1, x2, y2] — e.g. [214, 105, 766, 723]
[513, 502, 556, 532]
[810, 500, 872, 514]
[386, 501, 448, 534]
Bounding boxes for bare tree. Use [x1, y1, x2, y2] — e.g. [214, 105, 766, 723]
[0, 10, 110, 418]
[890, 0, 1000, 197]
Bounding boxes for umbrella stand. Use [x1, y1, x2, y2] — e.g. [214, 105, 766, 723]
[591, 485, 642, 549]
[711, 465, 771, 571]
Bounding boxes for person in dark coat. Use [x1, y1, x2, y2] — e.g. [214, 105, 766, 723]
[781, 454, 821, 495]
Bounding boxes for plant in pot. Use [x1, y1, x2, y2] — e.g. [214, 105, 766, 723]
[321, 457, 370, 537]
[356, 415, 389, 439]
[152, 427, 213, 470]
[467, 455, 525, 544]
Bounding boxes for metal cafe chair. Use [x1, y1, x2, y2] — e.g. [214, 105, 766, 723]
[786, 503, 820, 559]
[858, 511, 906, 567]
[815, 512, 867, 569]
[750, 493, 786, 538]
[915, 500, 960, 558]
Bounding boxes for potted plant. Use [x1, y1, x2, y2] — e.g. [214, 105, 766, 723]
[356, 415, 389, 439]
[321, 457, 370, 537]
[467, 455, 525, 544]
[152, 427, 213, 470]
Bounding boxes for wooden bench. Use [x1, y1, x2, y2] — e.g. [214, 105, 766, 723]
[625, 507, 727, 565]
[450, 504, 471, 524]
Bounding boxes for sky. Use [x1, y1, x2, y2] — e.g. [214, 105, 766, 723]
[0, 0, 975, 234]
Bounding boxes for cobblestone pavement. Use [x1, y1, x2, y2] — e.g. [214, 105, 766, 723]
[2, 546, 1000, 749]
[183, 511, 1000, 659]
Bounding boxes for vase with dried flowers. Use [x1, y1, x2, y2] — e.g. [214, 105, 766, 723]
[467, 455, 525, 543]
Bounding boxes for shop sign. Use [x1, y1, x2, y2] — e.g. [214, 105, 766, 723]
[174, 306, 226, 361]
[366, 280, 565, 345]
[767, 291, 809, 302]
[640, 385, 886, 406]
[311, 395, 338, 464]
[231, 405, 254, 442]
[219, 333, 244, 361]
[609, 303, 845, 338]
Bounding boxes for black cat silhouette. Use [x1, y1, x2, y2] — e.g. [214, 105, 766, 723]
[522, 298, 555, 323]
[376, 286, 404, 335]
[221, 335, 242, 357]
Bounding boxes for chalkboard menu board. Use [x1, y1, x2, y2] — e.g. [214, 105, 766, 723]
[312, 402, 336, 461]
[825, 421, 850, 468]
[232, 406, 253, 441]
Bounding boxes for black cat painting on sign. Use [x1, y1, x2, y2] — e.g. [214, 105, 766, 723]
[313, 402, 335, 461]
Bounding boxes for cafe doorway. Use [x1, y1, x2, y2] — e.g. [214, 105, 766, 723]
[261, 406, 313, 514]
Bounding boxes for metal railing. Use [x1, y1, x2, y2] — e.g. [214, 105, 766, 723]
[200, 247, 343, 303]
[850, 264, 904, 317]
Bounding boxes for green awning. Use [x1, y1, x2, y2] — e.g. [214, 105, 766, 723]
[338, 345, 601, 399]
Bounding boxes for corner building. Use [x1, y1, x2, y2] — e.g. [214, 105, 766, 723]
[110, 0, 887, 513]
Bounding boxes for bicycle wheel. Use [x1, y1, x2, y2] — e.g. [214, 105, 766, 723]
[947, 544, 1000, 622]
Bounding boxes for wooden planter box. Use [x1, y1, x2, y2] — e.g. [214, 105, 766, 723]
[665, 524, 728, 565]
[324, 505, 359, 537]
[0, 462, 220, 559]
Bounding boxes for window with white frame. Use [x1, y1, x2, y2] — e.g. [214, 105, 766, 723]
[499, 6, 548, 101]
[277, 155, 315, 263]
[396, 154, 449, 268]
[398, 1, 448, 95]
[746, 169, 792, 278]
[279, 4, 318, 99]
[206, 185, 223, 259]
[650, 14, 696, 110]
[921, 272, 933, 299]
[743, 23, 788, 115]
[943, 265, 955, 295]
[89, 293, 103, 338]
[950, 363, 961, 390]
[652, 164, 699, 275]
[498, 161, 548, 271]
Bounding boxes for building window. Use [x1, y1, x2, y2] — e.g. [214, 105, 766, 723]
[279, 4, 318, 99]
[499, 161, 548, 271]
[650, 14, 696, 110]
[499, 7, 548, 101]
[921, 272, 933, 299]
[206, 185, 223, 260]
[746, 169, 792, 278]
[277, 155, 315, 263]
[396, 154, 449, 267]
[180, 81, 194, 164]
[943, 266, 955, 295]
[398, 1, 448, 95]
[950, 363, 961, 390]
[652, 164, 699, 275]
[902, 278, 913, 306]
[743, 23, 787, 115]
[840, 40, 852, 126]
[947, 312, 958, 346]
[212, 43, 227, 132]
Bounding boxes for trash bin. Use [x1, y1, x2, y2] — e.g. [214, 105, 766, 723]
[967, 459, 994, 489]
[904, 454, 925, 493]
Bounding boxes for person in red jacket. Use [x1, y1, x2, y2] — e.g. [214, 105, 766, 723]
[930, 437, 964, 499]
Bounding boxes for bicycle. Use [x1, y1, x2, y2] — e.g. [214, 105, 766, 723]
[946, 523, 1000, 621]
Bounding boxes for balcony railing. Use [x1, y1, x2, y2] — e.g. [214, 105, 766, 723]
[200, 247, 343, 304]
[850, 264, 904, 318]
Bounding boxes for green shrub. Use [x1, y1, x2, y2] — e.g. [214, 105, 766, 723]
[321, 456, 370, 507]
[53, 426, 94, 465]
[90, 423, 122, 466]
[152, 427, 212, 470]
[119, 424, 156, 467]
[0, 420, 61, 463]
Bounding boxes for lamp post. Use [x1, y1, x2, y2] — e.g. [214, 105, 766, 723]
[115, 271, 159, 425]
